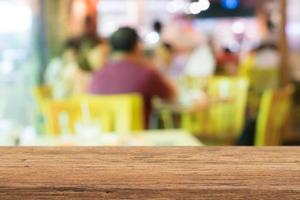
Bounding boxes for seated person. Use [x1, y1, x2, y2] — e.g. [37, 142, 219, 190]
[45, 39, 92, 99]
[45, 39, 81, 99]
[216, 47, 239, 76]
[184, 43, 216, 77]
[89, 27, 176, 126]
[154, 42, 175, 74]
[86, 39, 110, 72]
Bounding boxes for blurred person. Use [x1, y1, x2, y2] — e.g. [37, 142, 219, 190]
[45, 39, 92, 99]
[89, 27, 176, 126]
[153, 20, 163, 36]
[70, 40, 110, 96]
[184, 42, 216, 77]
[78, 38, 110, 73]
[45, 39, 79, 85]
[65, 39, 110, 97]
[216, 47, 239, 76]
[239, 15, 280, 85]
[142, 20, 164, 63]
[160, 16, 207, 78]
[154, 42, 175, 74]
[162, 15, 202, 53]
[239, 42, 279, 77]
[86, 39, 110, 72]
[45, 39, 80, 99]
[239, 14, 280, 79]
[76, 16, 106, 72]
[79, 16, 101, 49]
[154, 42, 188, 78]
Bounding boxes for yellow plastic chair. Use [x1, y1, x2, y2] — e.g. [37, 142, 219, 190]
[249, 68, 279, 92]
[41, 99, 82, 135]
[41, 94, 145, 135]
[156, 76, 209, 131]
[76, 94, 145, 133]
[205, 77, 249, 139]
[249, 68, 280, 113]
[179, 77, 249, 142]
[33, 86, 54, 134]
[239, 55, 280, 116]
[255, 85, 294, 146]
[239, 53, 280, 92]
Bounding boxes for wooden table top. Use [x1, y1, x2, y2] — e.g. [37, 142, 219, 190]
[0, 147, 300, 199]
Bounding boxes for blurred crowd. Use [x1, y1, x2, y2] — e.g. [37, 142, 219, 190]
[45, 17, 280, 126]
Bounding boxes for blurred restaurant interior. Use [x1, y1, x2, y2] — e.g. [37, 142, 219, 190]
[0, 0, 300, 146]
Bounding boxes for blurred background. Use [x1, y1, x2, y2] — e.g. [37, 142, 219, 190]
[0, 0, 299, 146]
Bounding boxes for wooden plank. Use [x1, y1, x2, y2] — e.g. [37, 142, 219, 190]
[0, 148, 300, 199]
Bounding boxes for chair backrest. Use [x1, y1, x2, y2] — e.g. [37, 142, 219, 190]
[247, 68, 280, 114]
[255, 85, 294, 146]
[42, 99, 82, 135]
[77, 94, 144, 133]
[206, 77, 249, 139]
[33, 86, 54, 134]
[249, 68, 279, 93]
[41, 94, 144, 135]
[33, 86, 53, 106]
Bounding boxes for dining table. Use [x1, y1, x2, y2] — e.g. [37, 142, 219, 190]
[18, 130, 203, 147]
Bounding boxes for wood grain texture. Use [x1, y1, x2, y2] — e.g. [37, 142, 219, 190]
[0, 147, 300, 199]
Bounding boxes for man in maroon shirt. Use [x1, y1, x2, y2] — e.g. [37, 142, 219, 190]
[89, 27, 176, 126]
